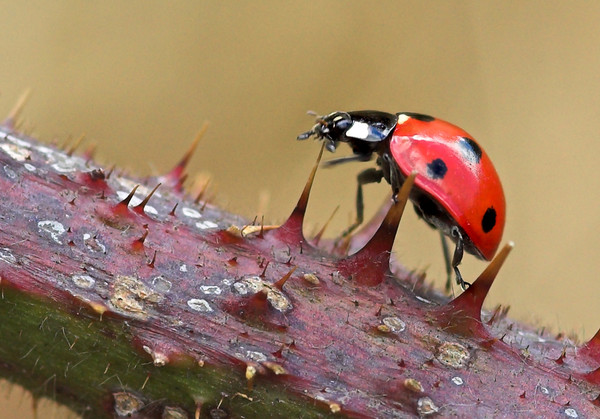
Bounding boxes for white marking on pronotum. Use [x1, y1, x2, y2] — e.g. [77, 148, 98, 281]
[345, 121, 369, 140]
[38, 220, 66, 244]
[24, 163, 36, 172]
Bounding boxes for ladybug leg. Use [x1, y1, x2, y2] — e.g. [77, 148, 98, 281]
[440, 233, 454, 292]
[450, 227, 471, 290]
[340, 168, 384, 237]
[382, 153, 402, 201]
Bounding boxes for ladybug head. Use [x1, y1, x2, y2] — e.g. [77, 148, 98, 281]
[297, 111, 353, 152]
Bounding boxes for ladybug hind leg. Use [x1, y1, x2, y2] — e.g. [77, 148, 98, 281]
[448, 227, 471, 291]
[339, 167, 384, 238]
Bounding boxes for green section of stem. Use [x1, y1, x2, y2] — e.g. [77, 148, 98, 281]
[0, 285, 329, 418]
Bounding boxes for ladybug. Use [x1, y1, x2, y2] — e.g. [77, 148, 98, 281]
[297, 111, 505, 290]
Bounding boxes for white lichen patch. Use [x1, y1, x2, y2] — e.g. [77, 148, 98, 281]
[110, 275, 163, 319]
[50, 155, 83, 173]
[151, 276, 172, 293]
[199, 285, 222, 295]
[3, 165, 17, 179]
[195, 220, 218, 230]
[0, 248, 17, 264]
[5, 133, 31, 148]
[245, 350, 267, 362]
[382, 316, 406, 333]
[187, 298, 213, 312]
[181, 207, 202, 218]
[221, 277, 235, 286]
[564, 408, 579, 418]
[82, 233, 107, 253]
[37, 220, 66, 244]
[451, 376, 464, 386]
[71, 274, 96, 289]
[436, 342, 471, 369]
[0, 143, 31, 161]
[417, 397, 439, 416]
[232, 276, 292, 312]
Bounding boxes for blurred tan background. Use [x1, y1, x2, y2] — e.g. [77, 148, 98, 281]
[1, 1, 600, 417]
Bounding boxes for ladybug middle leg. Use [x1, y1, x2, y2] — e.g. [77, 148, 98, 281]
[339, 167, 384, 238]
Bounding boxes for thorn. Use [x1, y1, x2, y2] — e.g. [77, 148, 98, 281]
[194, 178, 211, 204]
[337, 172, 416, 286]
[579, 329, 600, 360]
[260, 261, 270, 278]
[66, 133, 86, 156]
[147, 250, 157, 268]
[273, 266, 297, 291]
[133, 183, 161, 214]
[4, 88, 31, 128]
[346, 194, 393, 255]
[554, 347, 567, 365]
[312, 205, 339, 246]
[106, 164, 116, 179]
[116, 185, 140, 211]
[169, 202, 179, 216]
[269, 143, 324, 246]
[436, 242, 514, 336]
[82, 143, 97, 162]
[132, 229, 149, 251]
[163, 122, 209, 191]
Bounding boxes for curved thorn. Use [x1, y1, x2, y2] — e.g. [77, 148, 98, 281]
[164, 121, 210, 189]
[4, 88, 31, 128]
[312, 205, 339, 246]
[337, 172, 416, 286]
[273, 266, 297, 291]
[134, 183, 161, 214]
[67, 133, 86, 156]
[117, 185, 140, 207]
[270, 143, 324, 245]
[437, 242, 514, 335]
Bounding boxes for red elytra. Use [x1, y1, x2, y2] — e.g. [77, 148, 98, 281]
[297, 110, 506, 289]
[389, 113, 505, 261]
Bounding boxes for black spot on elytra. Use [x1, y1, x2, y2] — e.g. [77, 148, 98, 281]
[399, 112, 435, 122]
[481, 207, 496, 233]
[459, 137, 482, 164]
[427, 158, 447, 179]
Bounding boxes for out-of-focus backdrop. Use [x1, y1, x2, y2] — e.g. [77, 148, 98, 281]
[1, 2, 600, 417]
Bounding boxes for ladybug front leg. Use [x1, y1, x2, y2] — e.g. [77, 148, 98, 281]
[450, 227, 471, 290]
[340, 168, 384, 238]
